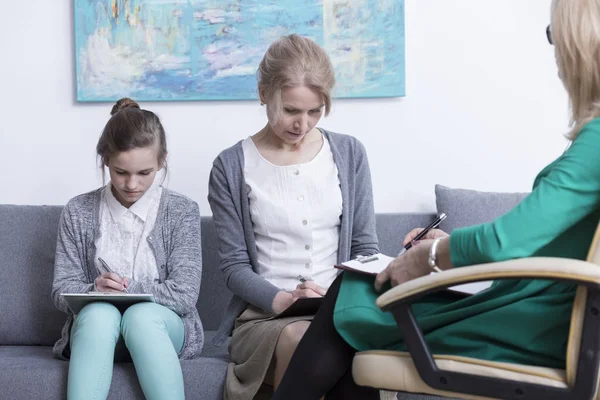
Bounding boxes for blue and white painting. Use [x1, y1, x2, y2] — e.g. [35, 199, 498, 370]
[74, 0, 405, 101]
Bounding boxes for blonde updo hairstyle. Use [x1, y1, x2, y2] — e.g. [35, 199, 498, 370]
[96, 98, 168, 181]
[551, 0, 600, 139]
[257, 34, 336, 120]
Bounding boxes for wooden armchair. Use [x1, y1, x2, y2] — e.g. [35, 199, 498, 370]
[353, 223, 600, 399]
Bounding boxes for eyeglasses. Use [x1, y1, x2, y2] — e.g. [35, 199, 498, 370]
[546, 25, 553, 45]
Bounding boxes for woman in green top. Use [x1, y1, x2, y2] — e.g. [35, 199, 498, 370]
[273, 1, 600, 399]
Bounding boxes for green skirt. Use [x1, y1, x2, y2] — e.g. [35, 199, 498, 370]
[333, 272, 576, 369]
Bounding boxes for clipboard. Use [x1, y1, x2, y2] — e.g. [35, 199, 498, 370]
[335, 253, 491, 296]
[335, 253, 396, 275]
[269, 297, 323, 320]
[60, 293, 155, 314]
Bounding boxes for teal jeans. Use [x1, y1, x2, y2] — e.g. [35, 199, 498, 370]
[68, 302, 185, 400]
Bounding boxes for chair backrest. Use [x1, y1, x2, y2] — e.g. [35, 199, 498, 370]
[566, 220, 600, 386]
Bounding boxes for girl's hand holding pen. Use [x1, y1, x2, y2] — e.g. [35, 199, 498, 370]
[95, 258, 129, 292]
[95, 272, 129, 292]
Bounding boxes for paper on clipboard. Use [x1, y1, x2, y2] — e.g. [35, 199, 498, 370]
[335, 253, 490, 295]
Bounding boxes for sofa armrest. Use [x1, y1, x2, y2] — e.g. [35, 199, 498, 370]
[376, 257, 600, 311]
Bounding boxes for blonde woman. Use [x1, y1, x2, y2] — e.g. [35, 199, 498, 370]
[208, 34, 380, 399]
[273, 1, 600, 399]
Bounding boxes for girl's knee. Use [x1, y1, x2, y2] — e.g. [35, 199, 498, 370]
[120, 303, 165, 337]
[123, 302, 159, 320]
[72, 302, 121, 338]
[79, 302, 121, 319]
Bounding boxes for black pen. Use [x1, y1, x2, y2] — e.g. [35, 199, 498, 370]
[397, 213, 447, 256]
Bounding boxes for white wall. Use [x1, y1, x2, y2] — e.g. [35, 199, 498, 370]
[0, 0, 568, 214]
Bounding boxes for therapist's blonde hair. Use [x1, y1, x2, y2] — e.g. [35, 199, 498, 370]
[257, 34, 335, 121]
[552, 0, 600, 139]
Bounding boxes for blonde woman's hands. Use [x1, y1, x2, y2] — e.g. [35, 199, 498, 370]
[272, 281, 327, 314]
[272, 291, 296, 314]
[292, 281, 326, 300]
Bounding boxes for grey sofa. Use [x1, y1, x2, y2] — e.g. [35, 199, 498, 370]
[0, 185, 525, 399]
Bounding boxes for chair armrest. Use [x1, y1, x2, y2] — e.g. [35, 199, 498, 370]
[373, 257, 600, 399]
[377, 257, 600, 311]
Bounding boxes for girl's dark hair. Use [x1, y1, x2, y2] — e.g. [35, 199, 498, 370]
[96, 98, 167, 179]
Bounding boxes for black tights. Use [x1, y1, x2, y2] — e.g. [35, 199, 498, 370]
[272, 274, 380, 400]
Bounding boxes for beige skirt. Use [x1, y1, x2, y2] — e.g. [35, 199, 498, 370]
[224, 305, 314, 400]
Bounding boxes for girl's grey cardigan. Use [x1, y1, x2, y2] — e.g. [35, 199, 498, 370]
[51, 188, 204, 360]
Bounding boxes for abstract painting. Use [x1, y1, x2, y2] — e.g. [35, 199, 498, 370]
[74, 0, 405, 101]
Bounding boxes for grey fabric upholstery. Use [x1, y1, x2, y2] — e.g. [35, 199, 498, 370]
[0, 205, 66, 346]
[0, 203, 448, 399]
[376, 213, 437, 256]
[435, 184, 528, 232]
[197, 218, 232, 331]
[0, 346, 228, 400]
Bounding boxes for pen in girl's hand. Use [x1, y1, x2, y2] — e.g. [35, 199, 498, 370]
[97, 257, 129, 293]
[397, 213, 447, 256]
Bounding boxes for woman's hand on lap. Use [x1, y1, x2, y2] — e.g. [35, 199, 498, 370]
[292, 281, 326, 300]
[272, 291, 296, 314]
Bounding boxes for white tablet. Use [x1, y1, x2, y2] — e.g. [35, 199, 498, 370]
[60, 293, 155, 314]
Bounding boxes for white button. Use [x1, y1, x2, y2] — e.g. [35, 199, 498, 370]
[305, 245, 311, 250]
[302, 220, 308, 225]
[305, 263, 311, 269]
[294, 169, 300, 175]
[298, 195, 304, 201]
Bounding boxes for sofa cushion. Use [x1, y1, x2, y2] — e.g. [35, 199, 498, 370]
[201, 330, 230, 360]
[199, 214, 442, 327]
[0, 207, 232, 344]
[376, 213, 437, 256]
[435, 185, 528, 233]
[0, 346, 227, 400]
[197, 218, 232, 331]
[0, 203, 448, 348]
[0, 205, 67, 345]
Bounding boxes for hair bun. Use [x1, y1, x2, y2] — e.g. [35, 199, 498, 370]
[110, 98, 140, 115]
